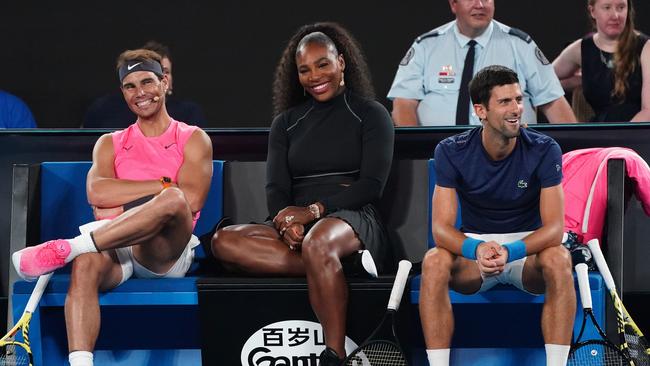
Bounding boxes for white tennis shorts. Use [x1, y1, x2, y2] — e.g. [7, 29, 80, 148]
[464, 231, 541, 295]
[79, 220, 200, 285]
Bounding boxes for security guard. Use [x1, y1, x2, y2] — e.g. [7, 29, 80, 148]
[388, 0, 576, 126]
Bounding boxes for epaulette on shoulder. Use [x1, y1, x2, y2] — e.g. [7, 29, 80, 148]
[508, 27, 532, 43]
[416, 30, 440, 44]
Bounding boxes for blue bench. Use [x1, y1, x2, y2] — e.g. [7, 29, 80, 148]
[409, 159, 605, 365]
[11, 161, 224, 366]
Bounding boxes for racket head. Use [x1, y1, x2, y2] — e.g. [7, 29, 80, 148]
[567, 339, 632, 366]
[608, 291, 638, 362]
[343, 261, 412, 365]
[0, 340, 32, 366]
[617, 299, 650, 365]
[343, 339, 408, 366]
[623, 328, 650, 366]
[0, 311, 33, 366]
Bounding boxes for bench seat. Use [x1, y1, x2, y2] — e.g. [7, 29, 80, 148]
[10, 160, 224, 366]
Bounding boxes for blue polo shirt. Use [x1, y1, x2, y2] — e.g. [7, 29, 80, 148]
[434, 127, 562, 233]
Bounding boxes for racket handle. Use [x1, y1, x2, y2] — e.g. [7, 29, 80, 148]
[575, 263, 592, 310]
[25, 272, 53, 313]
[586, 239, 616, 292]
[388, 260, 412, 311]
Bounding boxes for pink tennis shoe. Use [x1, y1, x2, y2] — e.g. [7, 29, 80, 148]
[12, 239, 71, 281]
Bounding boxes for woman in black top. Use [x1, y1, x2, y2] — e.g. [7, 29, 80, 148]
[211, 22, 394, 365]
[553, 0, 649, 122]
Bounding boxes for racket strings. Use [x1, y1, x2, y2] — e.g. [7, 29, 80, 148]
[345, 342, 407, 365]
[624, 332, 650, 365]
[0, 345, 30, 366]
[568, 343, 631, 365]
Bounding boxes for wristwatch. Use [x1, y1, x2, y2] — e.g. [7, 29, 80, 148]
[160, 176, 172, 190]
[308, 203, 321, 220]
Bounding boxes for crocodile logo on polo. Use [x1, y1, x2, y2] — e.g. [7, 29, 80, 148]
[517, 179, 528, 189]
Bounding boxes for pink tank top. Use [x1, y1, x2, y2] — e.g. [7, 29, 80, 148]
[112, 119, 201, 225]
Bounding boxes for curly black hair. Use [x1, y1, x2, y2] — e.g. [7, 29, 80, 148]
[272, 22, 375, 117]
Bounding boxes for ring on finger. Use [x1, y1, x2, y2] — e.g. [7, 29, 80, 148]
[285, 215, 295, 224]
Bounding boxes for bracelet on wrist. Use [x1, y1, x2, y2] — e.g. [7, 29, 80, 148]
[308, 203, 321, 220]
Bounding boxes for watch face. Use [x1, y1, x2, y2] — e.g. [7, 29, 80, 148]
[162, 176, 172, 183]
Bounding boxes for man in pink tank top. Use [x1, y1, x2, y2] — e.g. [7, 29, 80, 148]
[11, 49, 213, 366]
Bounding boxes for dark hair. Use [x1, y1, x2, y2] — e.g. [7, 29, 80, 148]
[272, 22, 375, 117]
[142, 40, 172, 62]
[469, 65, 520, 107]
[588, 0, 638, 101]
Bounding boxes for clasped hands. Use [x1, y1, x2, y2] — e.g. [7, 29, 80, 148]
[475, 241, 509, 277]
[273, 206, 315, 251]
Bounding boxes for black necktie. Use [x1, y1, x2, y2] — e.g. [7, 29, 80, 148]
[455, 40, 477, 125]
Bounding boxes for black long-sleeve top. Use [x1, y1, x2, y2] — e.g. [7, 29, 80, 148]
[266, 91, 395, 218]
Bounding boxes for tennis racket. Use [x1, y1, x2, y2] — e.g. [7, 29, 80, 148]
[568, 262, 632, 365]
[0, 273, 52, 366]
[343, 260, 412, 366]
[588, 239, 650, 365]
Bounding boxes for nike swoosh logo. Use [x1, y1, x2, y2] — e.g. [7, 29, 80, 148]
[123, 145, 133, 151]
[164, 143, 176, 149]
[127, 62, 142, 70]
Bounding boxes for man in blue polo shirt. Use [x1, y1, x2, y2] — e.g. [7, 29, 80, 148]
[387, 0, 576, 126]
[419, 65, 575, 366]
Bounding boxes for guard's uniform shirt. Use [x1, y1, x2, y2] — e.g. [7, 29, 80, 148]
[388, 20, 564, 126]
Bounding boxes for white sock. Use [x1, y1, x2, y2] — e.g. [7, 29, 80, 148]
[545, 344, 570, 366]
[426, 348, 450, 366]
[66, 233, 99, 262]
[69, 351, 93, 366]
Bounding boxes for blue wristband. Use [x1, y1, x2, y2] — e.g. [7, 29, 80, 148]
[503, 240, 527, 263]
[461, 237, 484, 260]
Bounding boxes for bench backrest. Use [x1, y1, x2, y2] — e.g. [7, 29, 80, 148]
[39, 161, 224, 241]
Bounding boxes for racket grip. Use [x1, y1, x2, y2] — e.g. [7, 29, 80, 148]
[586, 239, 616, 291]
[575, 263, 592, 310]
[25, 272, 53, 313]
[388, 260, 412, 311]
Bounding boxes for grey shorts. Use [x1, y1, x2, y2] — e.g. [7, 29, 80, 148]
[79, 220, 200, 286]
[464, 231, 541, 295]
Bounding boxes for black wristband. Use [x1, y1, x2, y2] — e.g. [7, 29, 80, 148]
[123, 194, 155, 211]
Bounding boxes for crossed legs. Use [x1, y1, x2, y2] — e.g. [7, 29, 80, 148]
[212, 218, 362, 358]
[63, 187, 194, 355]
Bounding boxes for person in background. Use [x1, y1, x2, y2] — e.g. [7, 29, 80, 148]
[388, 0, 577, 126]
[83, 41, 207, 128]
[0, 90, 37, 128]
[553, 0, 649, 122]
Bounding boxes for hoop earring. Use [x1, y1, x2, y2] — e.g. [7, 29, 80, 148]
[340, 72, 345, 87]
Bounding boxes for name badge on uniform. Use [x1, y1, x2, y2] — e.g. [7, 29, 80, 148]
[438, 65, 456, 84]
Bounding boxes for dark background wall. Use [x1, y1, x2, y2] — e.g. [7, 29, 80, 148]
[2, 0, 648, 128]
